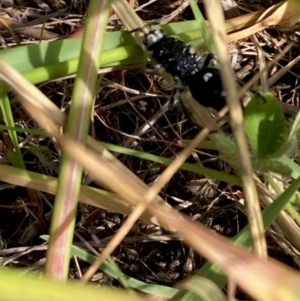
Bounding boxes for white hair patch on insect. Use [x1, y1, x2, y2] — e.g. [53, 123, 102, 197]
[202, 72, 214, 82]
[145, 29, 164, 47]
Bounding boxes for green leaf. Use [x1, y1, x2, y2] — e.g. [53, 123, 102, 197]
[277, 155, 300, 179]
[272, 110, 300, 158]
[212, 132, 239, 167]
[244, 93, 288, 159]
[252, 158, 292, 176]
[0, 21, 205, 76]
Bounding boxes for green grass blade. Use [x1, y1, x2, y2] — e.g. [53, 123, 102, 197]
[0, 268, 146, 301]
[0, 20, 205, 80]
[41, 235, 178, 297]
[0, 85, 25, 168]
[45, 0, 112, 280]
[189, 0, 215, 52]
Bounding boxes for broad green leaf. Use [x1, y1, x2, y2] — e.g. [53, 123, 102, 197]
[212, 132, 237, 161]
[244, 93, 288, 159]
[252, 158, 292, 176]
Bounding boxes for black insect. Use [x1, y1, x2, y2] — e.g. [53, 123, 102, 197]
[182, 67, 226, 111]
[143, 29, 226, 112]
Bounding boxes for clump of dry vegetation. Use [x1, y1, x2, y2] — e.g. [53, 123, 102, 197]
[1, 1, 300, 301]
